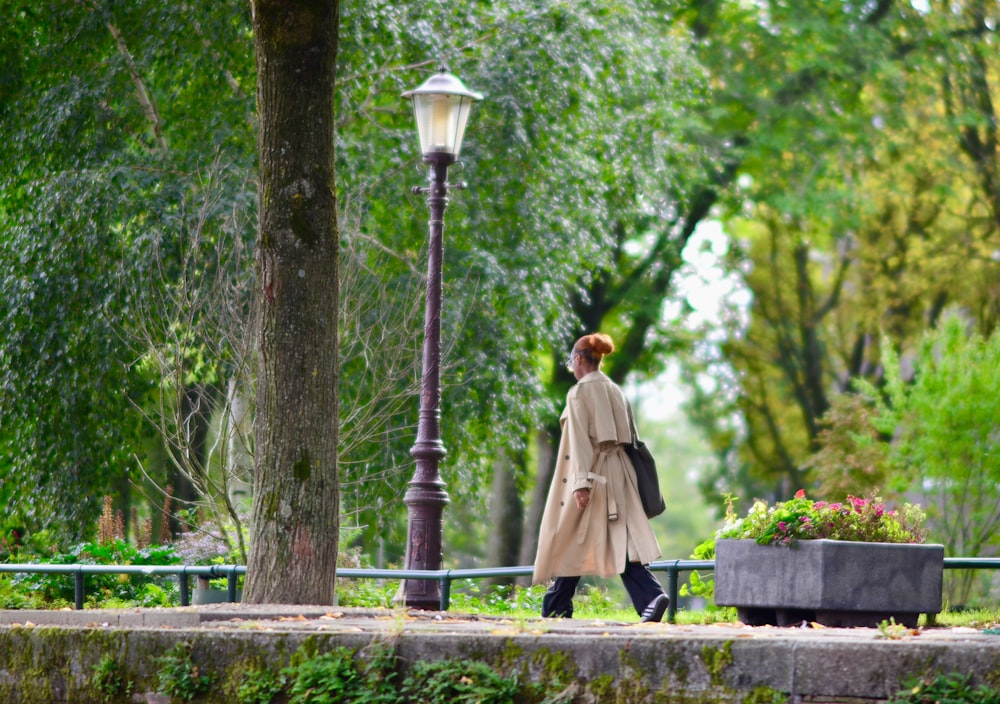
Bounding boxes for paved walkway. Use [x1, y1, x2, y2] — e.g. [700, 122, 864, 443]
[1, 603, 997, 643]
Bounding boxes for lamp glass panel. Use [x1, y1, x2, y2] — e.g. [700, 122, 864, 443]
[451, 98, 472, 156]
[413, 93, 472, 157]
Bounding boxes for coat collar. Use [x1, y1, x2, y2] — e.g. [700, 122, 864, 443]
[577, 370, 609, 384]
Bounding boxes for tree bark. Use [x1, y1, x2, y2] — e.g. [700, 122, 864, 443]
[244, 0, 341, 605]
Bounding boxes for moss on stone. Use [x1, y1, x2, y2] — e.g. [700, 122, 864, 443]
[663, 647, 691, 686]
[743, 685, 788, 703]
[529, 645, 579, 691]
[588, 673, 617, 700]
[699, 641, 733, 688]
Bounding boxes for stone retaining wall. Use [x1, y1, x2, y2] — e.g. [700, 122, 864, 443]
[1, 619, 999, 703]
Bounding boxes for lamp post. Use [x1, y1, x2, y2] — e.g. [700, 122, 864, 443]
[400, 68, 482, 609]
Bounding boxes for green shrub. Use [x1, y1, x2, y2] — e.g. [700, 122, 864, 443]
[156, 642, 213, 702]
[887, 673, 1000, 703]
[335, 578, 399, 609]
[90, 654, 133, 703]
[283, 642, 397, 704]
[400, 660, 518, 704]
[447, 580, 547, 616]
[286, 648, 361, 704]
[235, 668, 286, 704]
[10, 538, 180, 608]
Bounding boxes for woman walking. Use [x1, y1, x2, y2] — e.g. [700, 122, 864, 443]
[532, 332, 670, 622]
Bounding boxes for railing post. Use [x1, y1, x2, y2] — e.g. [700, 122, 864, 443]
[439, 571, 452, 611]
[666, 561, 679, 624]
[227, 566, 238, 603]
[74, 568, 85, 610]
[179, 569, 190, 607]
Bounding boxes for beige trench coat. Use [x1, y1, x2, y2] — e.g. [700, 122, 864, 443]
[532, 371, 662, 584]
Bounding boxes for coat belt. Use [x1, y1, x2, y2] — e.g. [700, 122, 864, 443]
[574, 448, 621, 544]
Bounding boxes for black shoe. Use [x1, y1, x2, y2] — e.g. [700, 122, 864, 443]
[640, 594, 669, 623]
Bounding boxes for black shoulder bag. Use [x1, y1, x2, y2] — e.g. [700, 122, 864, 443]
[624, 401, 666, 518]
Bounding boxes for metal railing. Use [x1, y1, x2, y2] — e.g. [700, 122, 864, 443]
[0, 563, 244, 611]
[339, 559, 712, 622]
[1, 557, 997, 624]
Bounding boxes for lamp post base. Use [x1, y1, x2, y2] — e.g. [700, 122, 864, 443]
[401, 479, 449, 609]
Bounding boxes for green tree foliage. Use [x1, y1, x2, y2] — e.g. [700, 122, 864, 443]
[0, 0, 256, 539]
[802, 392, 892, 499]
[876, 316, 1000, 602]
[667, 0, 894, 502]
[333, 0, 711, 561]
[11, 0, 995, 587]
[1, 0, 714, 563]
[683, 0, 1000, 507]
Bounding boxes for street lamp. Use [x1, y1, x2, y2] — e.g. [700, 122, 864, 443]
[400, 68, 482, 609]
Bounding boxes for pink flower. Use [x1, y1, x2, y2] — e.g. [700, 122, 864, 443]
[778, 521, 788, 532]
[845, 496, 866, 512]
[795, 489, 806, 499]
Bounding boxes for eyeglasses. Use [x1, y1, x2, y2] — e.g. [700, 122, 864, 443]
[565, 352, 578, 371]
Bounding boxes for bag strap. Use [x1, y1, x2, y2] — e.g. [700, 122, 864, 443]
[625, 400, 641, 445]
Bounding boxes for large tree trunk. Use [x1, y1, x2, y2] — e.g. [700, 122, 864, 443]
[244, 0, 341, 605]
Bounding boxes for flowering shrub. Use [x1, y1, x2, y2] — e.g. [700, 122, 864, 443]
[170, 529, 236, 565]
[718, 490, 927, 546]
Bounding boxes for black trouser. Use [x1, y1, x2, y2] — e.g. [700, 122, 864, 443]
[541, 562, 665, 618]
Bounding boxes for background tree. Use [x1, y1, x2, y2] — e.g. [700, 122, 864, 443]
[0, 0, 256, 542]
[128, 177, 256, 561]
[680, 0, 1000, 512]
[331, 0, 715, 568]
[870, 317, 1000, 605]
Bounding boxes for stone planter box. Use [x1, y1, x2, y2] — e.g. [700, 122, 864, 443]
[714, 538, 943, 627]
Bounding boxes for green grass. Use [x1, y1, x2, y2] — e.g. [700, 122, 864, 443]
[420, 580, 739, 624]
[440, 582, 998, 628]
[925, 606, 1000, 629]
